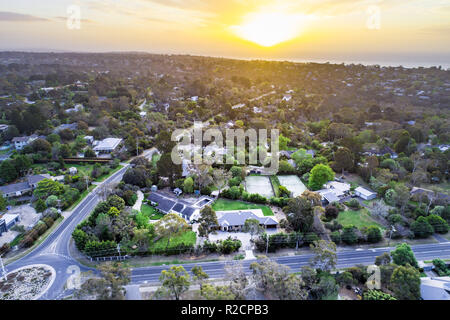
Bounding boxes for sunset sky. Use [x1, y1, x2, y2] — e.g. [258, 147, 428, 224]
[0, 0, 449, 65]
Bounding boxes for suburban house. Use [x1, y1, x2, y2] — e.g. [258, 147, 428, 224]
[147, 192, 213, 222]
[410, 187, 450, 204]
[84, 136, 94, 145]
[0, 174, 52, 199]
[65, 104, 84, 114]
[93, 138, 123, 154]
[420, 277, 450, 300]
[317, 181, 351, 205]
[354, 187, 377, 200]
[215, 210, 278, 232]
[0, 214, 20, 236]
[12, 134, 38, 150]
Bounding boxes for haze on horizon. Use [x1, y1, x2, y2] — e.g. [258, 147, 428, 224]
[0, 0, 449, 66]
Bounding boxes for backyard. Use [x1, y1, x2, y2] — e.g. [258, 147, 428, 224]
[211, 198, 274, 216]
[337, 208, 383, 229]
[140, 204, 165, 220]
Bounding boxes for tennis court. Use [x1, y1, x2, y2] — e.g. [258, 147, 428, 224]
[277, 175, 307, 197]
[245, 175, 274, 198]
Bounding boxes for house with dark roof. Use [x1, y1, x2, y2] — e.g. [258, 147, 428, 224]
[147, 192, 213, 222]
[0, 174, 51, 199]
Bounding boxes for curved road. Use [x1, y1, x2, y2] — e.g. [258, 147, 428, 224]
[3, 153, 450, 299]
[5, 164, 130, 299]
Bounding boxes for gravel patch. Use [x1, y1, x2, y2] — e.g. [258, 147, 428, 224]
[0, 264, 55, 300]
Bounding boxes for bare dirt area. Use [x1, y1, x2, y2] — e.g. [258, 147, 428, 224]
[0, 265, 55, 300]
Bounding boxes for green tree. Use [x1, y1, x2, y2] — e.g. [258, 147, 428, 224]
[278, 134, 291, 151]
[197, 206, 218, 238]
[158, 266, 191, 300]
[426, 214, 449, 234]
[341, 226, 358, 245]
[284, 196, 315, 233]
[332, 147, 354, 176]
[154, 213, 189, 250]
[0, 160, 18, 183]
[183, 177, 194, 194]
[390, 265, 421, 300]
[200, 284, 236, 300]
[75, 262, 130, 300]
[366, 226, 382, 243]
[308, 164, 335, 191]
[34, 179, 63, 199]
[309, 240, 337, 272]
[390, 243, 418, 268]
[411, 216, 434, 239]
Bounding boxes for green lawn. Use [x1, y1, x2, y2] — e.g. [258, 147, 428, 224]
[141, 204, 165, 220]
[212, 198, 274, 216]
[149, 231, 197, 253]
[337, 208, 382, 229]
[64, 164, 94, 176]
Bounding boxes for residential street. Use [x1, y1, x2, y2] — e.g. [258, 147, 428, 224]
[2, 154, 450, 300]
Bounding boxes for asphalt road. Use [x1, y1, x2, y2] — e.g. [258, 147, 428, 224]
[4, 164, 130, 300]
[130, 242, 450, 284]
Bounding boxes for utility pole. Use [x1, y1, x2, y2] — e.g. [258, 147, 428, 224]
[85, 175, 89, 192]
[265, 235, 269, 255]
[117, 243, 121, 259]
[388, 225, 396, 247]
[0, 255, 7, 281]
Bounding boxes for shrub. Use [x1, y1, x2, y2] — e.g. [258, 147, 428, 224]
[341, 226, 358, 245]
[34, 222, 48, 236]
[346, 199, 361, 209]
[363, 290, 396, 300]
[303, 232, 319, 245]
[411, 216, 434, 238]
[365, 226, 382, 243]
[72, 228, 89, 251]
[42, 216, 55, 228]
[330, 231, 341, 244]
[218, 237, 242, 254]
[426, 214, 449, 234]
[325, 205, 339, 220]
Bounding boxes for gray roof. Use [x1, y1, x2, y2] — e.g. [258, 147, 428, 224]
[147, 192, 197, 219]
[217, 211, 278, 228]
[421, 277, 450, 300]
[0, 182, 31, 194]
[148, 192, 175, 213]
[27, 174, 49, 185]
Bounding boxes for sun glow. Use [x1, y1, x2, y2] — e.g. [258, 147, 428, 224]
[230, 11, 308, 47]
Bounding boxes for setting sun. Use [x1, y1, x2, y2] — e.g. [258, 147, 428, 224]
[230, 11, 309, 47]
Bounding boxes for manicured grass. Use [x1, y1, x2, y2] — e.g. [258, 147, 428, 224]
[337, 208, 382, 229]
[212, 198, 274, 216]
[141, 204, 164, 220]
[150, 231, 197, 253]
[64, 163, 94, 176]
[9, 233, 24, 247]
